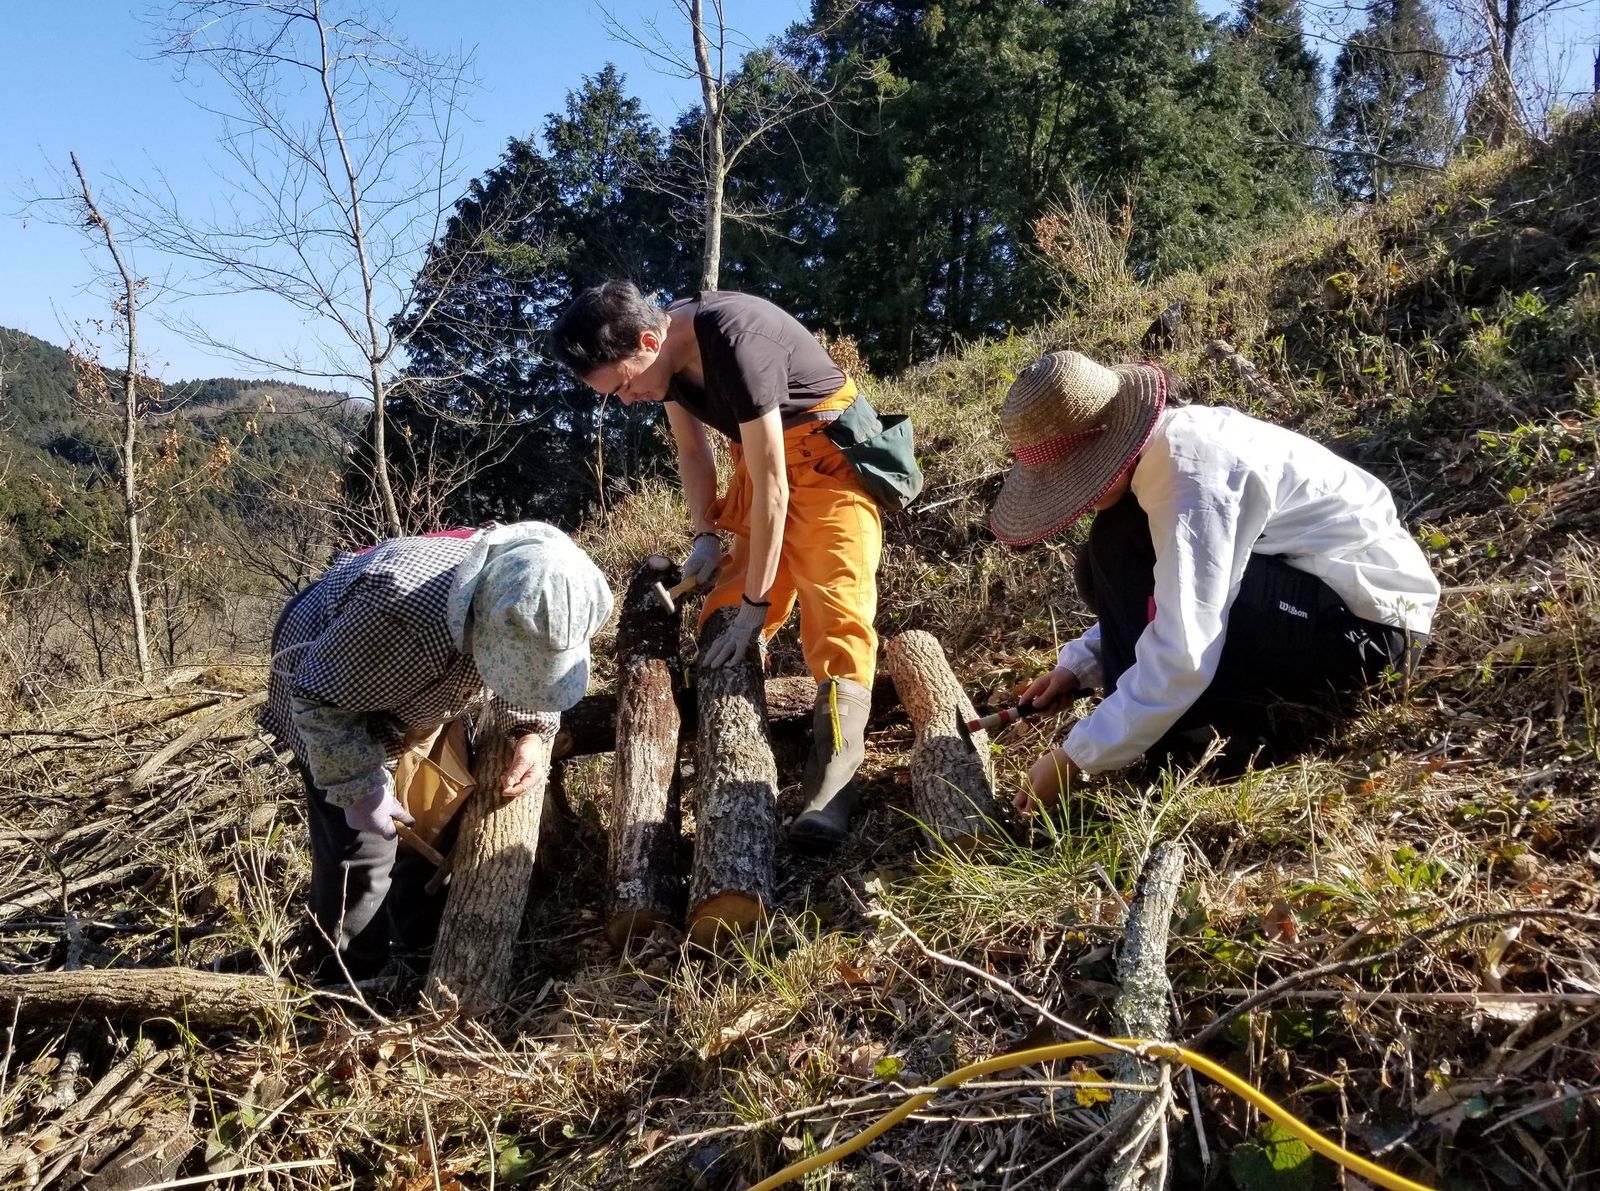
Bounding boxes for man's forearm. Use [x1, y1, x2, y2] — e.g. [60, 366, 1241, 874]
[745, 476, 788, 601]
[680, 447, 719, 534]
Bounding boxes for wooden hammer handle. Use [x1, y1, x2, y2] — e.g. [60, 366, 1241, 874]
[665, 553, 732, 599]
[664, 574, 701, 600]
[393, 820, 446, 867]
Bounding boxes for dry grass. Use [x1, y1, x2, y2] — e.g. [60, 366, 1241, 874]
[3, 108, 1599, 1191]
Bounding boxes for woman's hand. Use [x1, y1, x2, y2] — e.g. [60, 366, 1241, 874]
[1019, 666, 1079, 711]
[503, 733, 550, 798]
[1017, 745, 1080, 816]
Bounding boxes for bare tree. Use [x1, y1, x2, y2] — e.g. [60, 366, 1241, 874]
[118, 0, 490, 538]
[1300, 0, 1591, 146]
[600, 1, 854, 291]
[1451, 0, 1592, 143]
[68, 154, 153, 683]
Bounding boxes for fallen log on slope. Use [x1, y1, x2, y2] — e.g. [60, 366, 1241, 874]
[0, 969, 286, 1029]
[1106, 841, 1185, 1191]
[686, 608, 779, 950]
[885, 631, 999, 849]
[554, 674, 897, 760]
[607, 557, 686, 950]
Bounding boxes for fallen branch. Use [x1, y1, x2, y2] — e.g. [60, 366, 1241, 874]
[1107, 842, 1185, 1191]
[0, 969, 288, 1029]
[114, 691, 267, 792]
[1204, 339, 1283, 404]
[1188, 908, 1600, 1049]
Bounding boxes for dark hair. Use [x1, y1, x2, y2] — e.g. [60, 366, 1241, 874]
[547, 280, 667, 377]
[1156, 366, 1195, 407]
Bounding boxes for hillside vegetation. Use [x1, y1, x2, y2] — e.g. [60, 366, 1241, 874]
[0, 327, 356, 680]
[1, 113, 1597, 1190]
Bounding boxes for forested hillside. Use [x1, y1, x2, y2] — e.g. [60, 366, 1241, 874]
[2, 0, 1596, 1188]
[0, 326, 354, 674]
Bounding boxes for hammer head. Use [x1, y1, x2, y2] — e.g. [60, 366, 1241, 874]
[651, 580, 677, 614]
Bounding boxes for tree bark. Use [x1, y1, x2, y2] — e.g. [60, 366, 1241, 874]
[686, 607, 778, 949]
[884, 631, 998, 850]
[607, 557, 685, 949]
[0, 969, 284, 1030]
[1106, 841, 1185, 1191]
[1204, 339, 1283, 405]
[425, 728, 550, 1011]
[689, 0, 724, 291]
[554, 673, 898, 760]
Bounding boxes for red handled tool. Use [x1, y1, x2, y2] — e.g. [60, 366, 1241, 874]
[965, 698, 1042, 738]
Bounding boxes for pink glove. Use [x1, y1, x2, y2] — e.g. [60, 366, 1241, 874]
[342, 776, 413, 839]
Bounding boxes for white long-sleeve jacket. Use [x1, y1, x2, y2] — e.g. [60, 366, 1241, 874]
[1057, 406, 1439, 773]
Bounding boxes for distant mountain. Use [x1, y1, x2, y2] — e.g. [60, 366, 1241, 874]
[0, 327, 356, 446]
[1, 326, 358, 577]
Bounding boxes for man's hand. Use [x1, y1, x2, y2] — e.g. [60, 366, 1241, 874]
[503, 733, 549, 798]
[343, 776, 412, 838]
[1019, 666, 1080, 712]
[701, 598, 768, 669]
[682, 532, 723, 588]
[1017, 746, 1080, 816]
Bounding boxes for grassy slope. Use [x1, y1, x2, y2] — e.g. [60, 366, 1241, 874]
[2, 113, 1597, 1190]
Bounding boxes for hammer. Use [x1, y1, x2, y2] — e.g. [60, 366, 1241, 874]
[649, 551, 728, 614]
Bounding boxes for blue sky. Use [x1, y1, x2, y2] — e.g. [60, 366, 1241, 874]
[0, 1, 807, 384]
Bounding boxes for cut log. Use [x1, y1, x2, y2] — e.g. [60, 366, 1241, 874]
[425, 728, 550, 1011]
[0, 969, 285, 1029]
[884, 631, 998, 849]
[686, 607, 778, 950]
[607, 556, 686, 949]
[553, 674, 897, 760]
[1204, 338, 1283, 404]
[1106, 841, 1186, 1191]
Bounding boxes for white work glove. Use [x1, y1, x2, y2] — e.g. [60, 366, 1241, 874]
[682, 532, 723, 588]
[342, 775, 412, 840]
[700, 598, 769, 669]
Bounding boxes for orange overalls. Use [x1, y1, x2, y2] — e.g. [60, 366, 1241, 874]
[698, 380, 883, 688]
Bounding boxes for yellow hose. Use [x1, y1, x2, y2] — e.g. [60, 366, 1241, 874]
[747, 1039, 1431, 1191]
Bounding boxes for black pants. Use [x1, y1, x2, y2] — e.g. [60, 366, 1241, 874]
[300, 765, 454, 983]
[273, 581, 452, 983]
[1075, 494, 1423, 759]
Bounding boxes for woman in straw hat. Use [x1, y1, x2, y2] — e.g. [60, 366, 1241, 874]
[990, 352, 1440, 814]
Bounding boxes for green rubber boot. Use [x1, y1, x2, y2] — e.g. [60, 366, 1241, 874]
[788, 677, 872, 851]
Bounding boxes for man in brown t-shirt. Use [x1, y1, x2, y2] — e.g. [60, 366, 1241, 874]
[550, 281, 882, 849]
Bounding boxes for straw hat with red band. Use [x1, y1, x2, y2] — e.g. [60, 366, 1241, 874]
[989, 352, 1167, 546]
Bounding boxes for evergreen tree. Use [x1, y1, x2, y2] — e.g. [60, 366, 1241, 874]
[1329, 0, 1453, 202]
[1228, 0, 1325, 205]
[395, 67, 690, 528]
[722, 0, 1321, 370]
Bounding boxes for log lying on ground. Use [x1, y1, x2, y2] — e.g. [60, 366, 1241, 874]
[426, 729, 550, 1010]
[1106, 841, 1186, 1191]
[607, 556, 685, 949]
[0, 969, 285, 1029]
[554, 674, 897, 760]
[885, 631, 999, 849]
[1204, 338, 1284, 404]
[687, 607, 779, 950]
